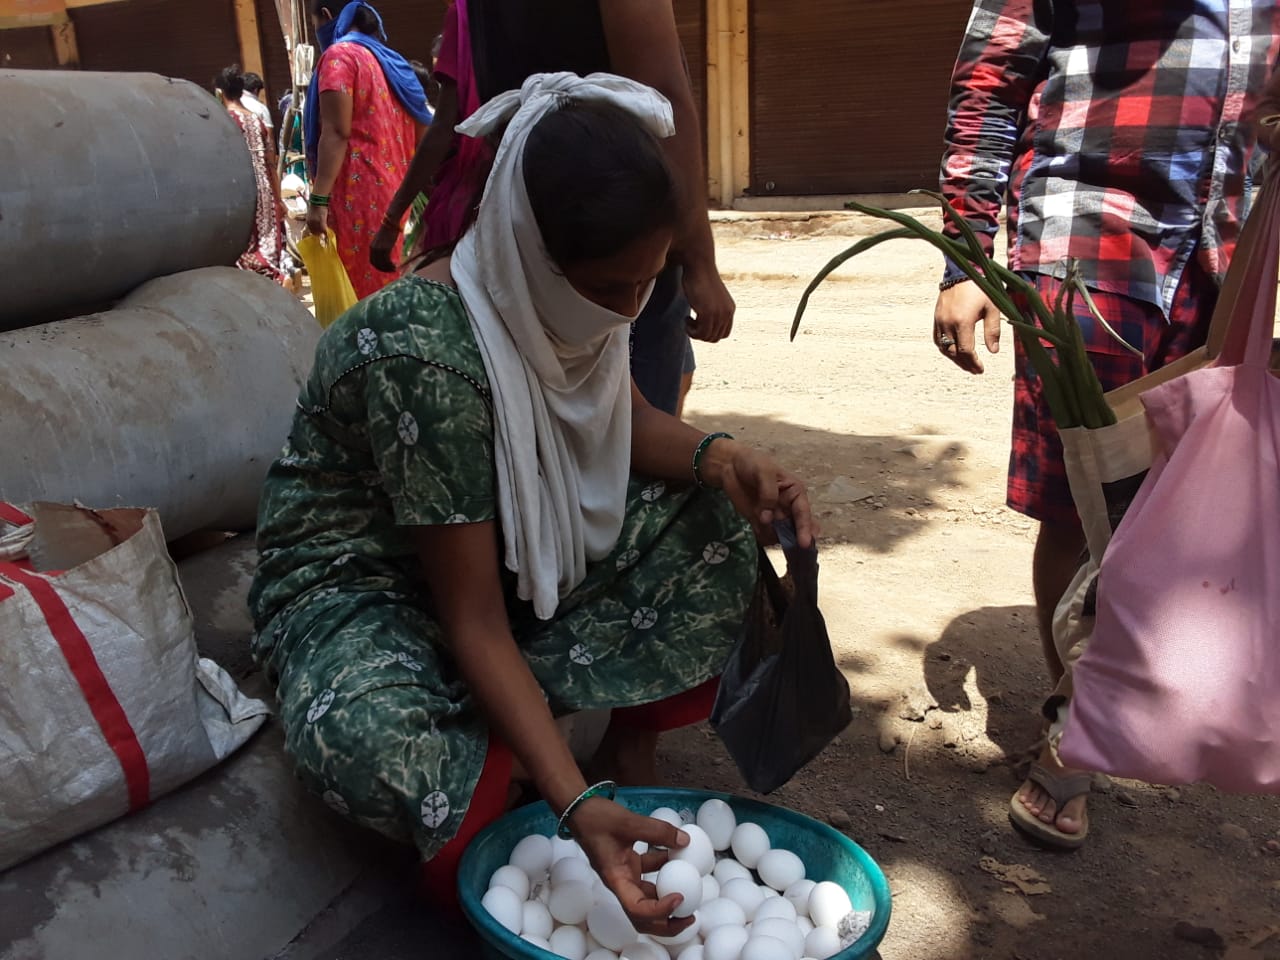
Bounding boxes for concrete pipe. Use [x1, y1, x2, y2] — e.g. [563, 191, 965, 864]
[0, 267, 320, 540]
[0, 71, 256, 330]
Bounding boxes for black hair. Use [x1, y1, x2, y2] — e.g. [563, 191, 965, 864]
[408, 58, 431, 87]
[312, 0, 381, 36]
[214, 64, 245, 100]
[242, 71, 265, 94]
[523, 100, 679, 267]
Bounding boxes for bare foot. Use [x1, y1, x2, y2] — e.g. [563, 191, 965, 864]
[1018, 744, 1088, 835]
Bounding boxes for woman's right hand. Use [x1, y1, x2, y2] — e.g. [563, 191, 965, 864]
[370, 222, 401, 273]
[305, 202, 329, 238]
[569, 797, 695, 937]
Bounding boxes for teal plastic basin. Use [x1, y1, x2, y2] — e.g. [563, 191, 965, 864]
[458, 787, 891, 960]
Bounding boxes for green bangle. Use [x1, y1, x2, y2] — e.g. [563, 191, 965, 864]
[692, 432, 733, 489]
[556, 780, 617, 840]
[309, 193, 330, 207]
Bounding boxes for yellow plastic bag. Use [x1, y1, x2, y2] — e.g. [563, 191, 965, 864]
[297, 229, 357, 328]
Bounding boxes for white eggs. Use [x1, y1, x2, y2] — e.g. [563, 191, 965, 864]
[730, 823, 771, 869]
[697, 897, 747, 933]
[783, 880, 815, 918]
[701, 875, 721, 905]
[657, 860, 704, 918]
[489, 864, 531, 901]
[621, 942, 668, 960]
[588, 898, 639, 952]
[523, 934, 552, 950]
[552, 856, 598, 889]
[652, 918, 701, 947]
[480, 885, 523, 935]
[741, 936, 794, 960]
[755, 896, 798, 925]
[669, 824, 716, 877]
[521, 899, 554, 941]
[703, 925, 750, 960]
[552, 835, 587, 863]
[680, 947, 705, 960]
[753, 918, 805, 959]
[651, 807, 684, 830]
[758, 850, 806, 892]
[586, 951, 621, 960]
[712, 858, 753, 886]
[551, 924, 590, 960]
[807, 883, 854, 931]
[721, 877, 767, 920]
[549, 880, 594, 926]
[696, 799, 737, 851]
[803, 926, 842, 960]
[796, 916, 813, 937]
[510, 834, 555, 881]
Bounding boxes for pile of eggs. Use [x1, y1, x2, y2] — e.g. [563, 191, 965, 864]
[481, 799, 873, 960]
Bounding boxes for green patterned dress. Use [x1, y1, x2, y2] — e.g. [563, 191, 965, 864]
[248, 277, 757, 861]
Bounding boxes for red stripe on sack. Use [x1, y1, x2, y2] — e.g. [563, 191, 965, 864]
[0, 503, 33, 527]
[1, 565, 151, 810]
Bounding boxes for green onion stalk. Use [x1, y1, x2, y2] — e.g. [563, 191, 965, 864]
[790, 191, 1119, 430]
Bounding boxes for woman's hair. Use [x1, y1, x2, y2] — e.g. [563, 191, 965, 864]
[214, 64, 245, 100]
[523, 100, 680, 267]
[313, 0, 381, 36]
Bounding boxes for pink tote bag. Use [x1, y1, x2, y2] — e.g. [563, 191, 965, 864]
[1059, 163, 1280, 791]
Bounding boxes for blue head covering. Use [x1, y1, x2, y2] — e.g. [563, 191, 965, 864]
[303, 1, 432, 174]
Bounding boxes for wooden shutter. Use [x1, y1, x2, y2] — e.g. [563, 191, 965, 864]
[72, 0, 240, 89]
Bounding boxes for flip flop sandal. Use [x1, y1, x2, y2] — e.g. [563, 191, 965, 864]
[1009, 762, 1091, 850]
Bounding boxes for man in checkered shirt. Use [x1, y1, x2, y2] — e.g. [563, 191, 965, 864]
[932, 0, 1280, 848]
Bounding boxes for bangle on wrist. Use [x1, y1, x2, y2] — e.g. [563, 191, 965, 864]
[556, 780, 617, 840]
[309, 193, 330, 208]
[938, 275, 970, 292]
[692, 432, 734, 489]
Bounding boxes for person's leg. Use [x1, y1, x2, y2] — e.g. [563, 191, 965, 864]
[675, 339, 697, 420]
[630, 265, 693, 416]
[594, 678, 721, 785]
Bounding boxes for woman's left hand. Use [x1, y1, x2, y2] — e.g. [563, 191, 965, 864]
[712, 440, 815, 548]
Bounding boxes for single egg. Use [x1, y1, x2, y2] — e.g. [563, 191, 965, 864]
[549, 881, 595, 926]
[510, 834, 554, 880]
[679, 947, 706, 960]
[669, 824, 716, 877]
[783, 880, 815, 918]
[698, 897, 748, 933]
[650, 807, 684, 830]
[657, 860, 704, 918]
[730, 823, 771, 869]
[696, 799, 737, 852]
[480, 885, 523, 935]
[754, 896, 798, 924]
[752, 918, 805, 959]
[721, 877, 767, 921]
[523, 934, 552, 951]
[652, 916, 701, 947]
[551, 925, 590, 960]
[807, 882, 853, 930]
[757, 850, 806, 892]
[489, 864, 531, 902]
[620, 942, 668, 960]
[521, 899, 553, 941]
[701, 875, 721, 905]
[803, 925, 842, 960]
[740, 936, 793, 960]
[585, 951, 621, 960]
[713, 858, 754, 886]
[552, 856, 598, 889]
[703, 925, 750, 960]
[588, 897, 639, 952]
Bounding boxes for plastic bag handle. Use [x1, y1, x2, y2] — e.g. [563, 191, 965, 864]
[772, 519, 818, 600]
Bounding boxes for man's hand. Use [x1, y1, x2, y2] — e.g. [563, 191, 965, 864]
[370, 222, 401, 273]
[683, 261, 734, 342]
[933, 280, 1002, 374]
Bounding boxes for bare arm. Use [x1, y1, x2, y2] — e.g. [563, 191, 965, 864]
[601, 0, 735, 342]
[629, 381, 815, 547]
[305, 88, 353, 237]
[370, 82, 461, 272]
[414, 521, 691, 933]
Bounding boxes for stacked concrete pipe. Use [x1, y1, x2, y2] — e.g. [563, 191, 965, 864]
[0, 71, 320, 538]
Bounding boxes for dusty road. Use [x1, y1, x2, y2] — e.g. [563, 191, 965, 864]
[661, 210, 1280, 960]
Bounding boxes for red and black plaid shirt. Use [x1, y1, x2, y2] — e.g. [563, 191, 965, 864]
[941, 0, 1280, 316]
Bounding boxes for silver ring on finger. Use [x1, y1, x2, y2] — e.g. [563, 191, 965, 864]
[937, 334, 955, 348]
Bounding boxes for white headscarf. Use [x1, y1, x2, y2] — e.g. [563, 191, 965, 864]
[450, 72, 676, 620]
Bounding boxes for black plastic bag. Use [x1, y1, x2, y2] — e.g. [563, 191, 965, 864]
[710, 521, 852, 794]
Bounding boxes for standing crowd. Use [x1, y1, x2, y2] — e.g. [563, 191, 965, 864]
[233, 0, 1280, 935]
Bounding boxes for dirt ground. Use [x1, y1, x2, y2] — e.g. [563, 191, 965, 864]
[658, 209, 1280, 960]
